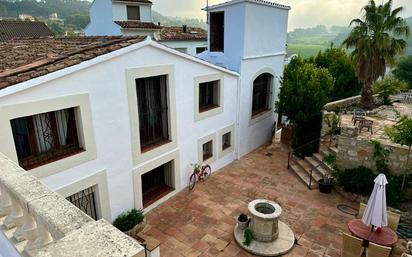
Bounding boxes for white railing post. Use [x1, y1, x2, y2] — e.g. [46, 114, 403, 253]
[0, 185, 12, 217]
[21, 208, 37, 249]
[4, 196, 24, 231]
[30, 221, 53, 251]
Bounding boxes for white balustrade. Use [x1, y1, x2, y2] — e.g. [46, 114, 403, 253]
[0, 152, 145, 257]
[0, 185, 12, 217]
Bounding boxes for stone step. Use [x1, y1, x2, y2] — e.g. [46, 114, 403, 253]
[319, 147, 332, 158]
[290, 163, 319, 189]
[297, 159, 323, 183]
[304, 157, 328, 178]
[329, 146, 338, 155]
[312, 153, 334, 174]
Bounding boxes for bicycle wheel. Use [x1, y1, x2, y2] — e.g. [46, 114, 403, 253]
[189, 173, 197, 190]
[202, 165, 211, 181]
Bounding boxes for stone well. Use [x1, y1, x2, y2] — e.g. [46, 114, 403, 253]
[248, 199, 282, 242]
[234, 199, 295, 256]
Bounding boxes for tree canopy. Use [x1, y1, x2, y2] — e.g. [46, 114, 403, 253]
[312, 48, 361, 101]
[277, 57, 333, 123]
[393, 56, 412, 88]
[277, 57, 333, 155]
[343, 0, 410, 109]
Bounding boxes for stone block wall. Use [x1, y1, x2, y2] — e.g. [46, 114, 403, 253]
[324, 95, 362, 112]
[337, 134, 410, 175]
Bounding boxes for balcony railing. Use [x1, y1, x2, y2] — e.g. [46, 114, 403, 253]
[0, 152, 145, 257]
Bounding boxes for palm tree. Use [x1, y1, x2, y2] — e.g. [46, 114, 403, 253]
[343, 0, 409, 109]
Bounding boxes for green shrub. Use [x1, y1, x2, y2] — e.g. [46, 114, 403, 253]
[371, 140, 391, 176]
[243, 228, 253, 246]
[323, 154, 337, 165]
[113, 209, 144, 232]
[336, 166, 376, 196]
[373, 76, 408, 105]
[386, 175, 404, 208]
[336, 166, 404, 208]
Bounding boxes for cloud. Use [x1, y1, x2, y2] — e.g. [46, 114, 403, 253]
[151, 0, 412, 29]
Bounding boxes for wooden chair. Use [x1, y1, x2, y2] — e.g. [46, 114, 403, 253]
[366, 242, 392, 257]
[358, 203, 367, 219]
[387, 210, 401, 231]
[358, 119, 373, 134]
[342, 233, 364, 257]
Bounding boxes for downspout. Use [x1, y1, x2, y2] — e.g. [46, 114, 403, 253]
[235, 71, 242, 161]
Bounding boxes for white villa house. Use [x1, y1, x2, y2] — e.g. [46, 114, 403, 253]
[0, 0, 289, 256]
[84, 0, 208, 56]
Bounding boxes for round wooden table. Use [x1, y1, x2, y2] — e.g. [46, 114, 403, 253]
[347, 219, 398, 247]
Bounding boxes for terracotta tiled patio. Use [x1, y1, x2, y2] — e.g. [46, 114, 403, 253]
[140, 144, 405, 257]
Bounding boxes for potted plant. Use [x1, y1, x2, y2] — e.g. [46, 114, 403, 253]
[113, 209, 146, 237]
[318, 174, 333, 194]
[243, 228, 253, 246]
[237, 213, 249, 230]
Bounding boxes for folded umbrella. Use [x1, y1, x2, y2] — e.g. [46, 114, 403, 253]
[362, 173, 388, 228]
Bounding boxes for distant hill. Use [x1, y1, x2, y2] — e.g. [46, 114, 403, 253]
[0, 0, 90, 30]
[287, 16, 412, 57]
[152, 11, 206, 29]
[0, 0, 207, 31]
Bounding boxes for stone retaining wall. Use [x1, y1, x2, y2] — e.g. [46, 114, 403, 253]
[336, 132, 410, 175]
[324, 95, 362, 111]
[324, 94, 378, 112]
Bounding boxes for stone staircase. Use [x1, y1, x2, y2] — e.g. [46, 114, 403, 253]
[289, 145, 338, 189]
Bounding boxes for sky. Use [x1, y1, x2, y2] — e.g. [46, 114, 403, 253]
[151, 0, 412, 31]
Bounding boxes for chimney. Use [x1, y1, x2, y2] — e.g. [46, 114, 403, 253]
[182, 25, 187, 33]
[158, 22, 161, 26]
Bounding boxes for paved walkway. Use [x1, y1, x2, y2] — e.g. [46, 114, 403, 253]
[141, 144, 405, 257]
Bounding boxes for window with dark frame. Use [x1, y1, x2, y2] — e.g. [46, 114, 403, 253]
[136, 75, 170, 151]
[252, 73, 272, 117]
[66, 186, 98, 221]
[199, 80, 219, 112]
[202, 140, 213, 161]
[222, 132, 231, 150]
[10, 107, 82, 170]
[127, 5, 140, 20]
[196, 47, 207, 54]
[210, 12, 224, 52]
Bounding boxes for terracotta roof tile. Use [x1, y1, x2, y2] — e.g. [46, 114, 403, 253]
[159, 26, 207, 41]
[114, 21, 161, 29]
[0, 36, 146, 90]
[0, 20, 53, 42]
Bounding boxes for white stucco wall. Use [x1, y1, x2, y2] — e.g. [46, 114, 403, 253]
[238, 55, 285, 156]
[201, 0, 289, 156]
[84, 0, 121, 36]
[112, 2, 152, 22]
[159, 40, 208, 56]
[200, 3, 246, 71]
[0, 43, 239, 220]
[243, 2, 289, 57]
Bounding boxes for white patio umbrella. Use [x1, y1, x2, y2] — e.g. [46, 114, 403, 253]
[362, 173, 388, 228]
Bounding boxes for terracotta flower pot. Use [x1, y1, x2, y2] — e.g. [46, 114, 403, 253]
[125, 218, 147, 237]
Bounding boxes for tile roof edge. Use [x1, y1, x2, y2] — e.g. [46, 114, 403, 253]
[0, 37, 135, 79]
[0, 37, 150, 97]
[203, 0, 291, 10]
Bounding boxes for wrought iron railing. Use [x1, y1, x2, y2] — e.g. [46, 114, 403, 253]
[287, 137, 321, 169]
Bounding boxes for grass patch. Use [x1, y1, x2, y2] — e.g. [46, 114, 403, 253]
[287, 44, 329, 58]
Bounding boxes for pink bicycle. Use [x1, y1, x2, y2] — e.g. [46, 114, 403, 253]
[189, 163, 211, 190]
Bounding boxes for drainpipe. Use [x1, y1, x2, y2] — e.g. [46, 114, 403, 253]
[235, 74, 242, 161]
